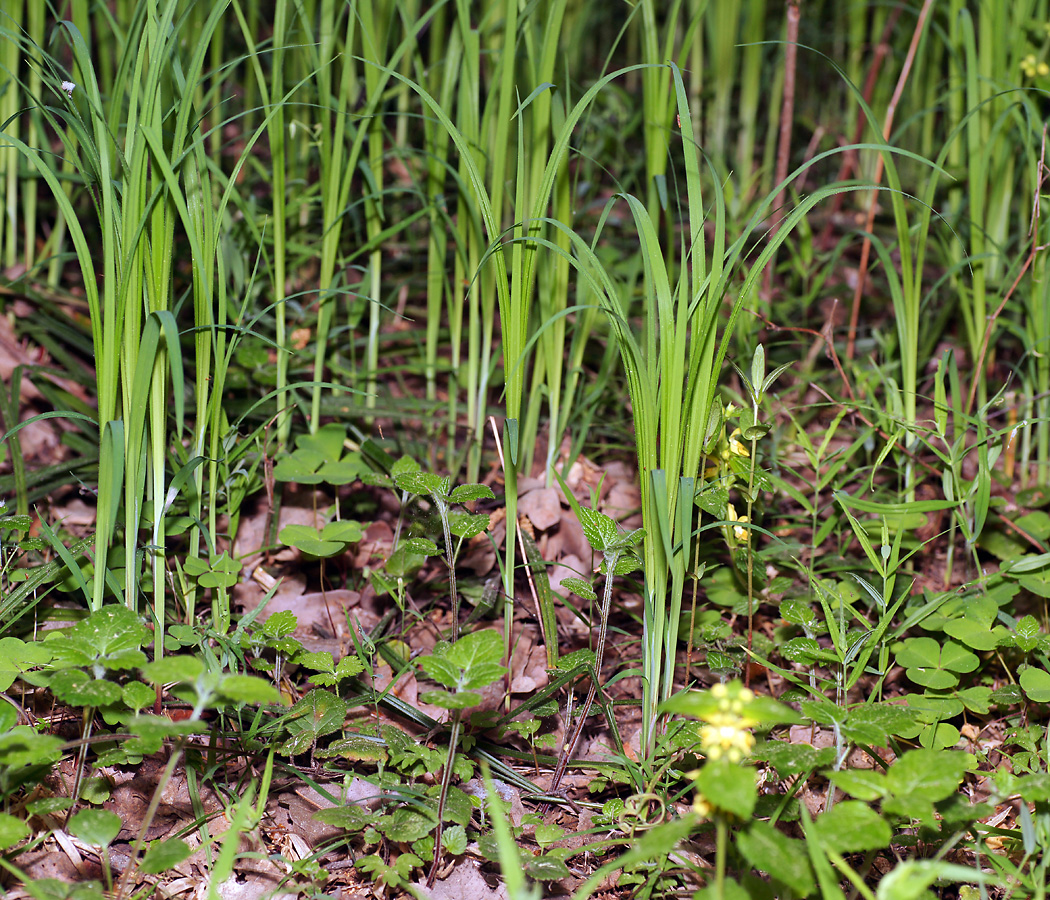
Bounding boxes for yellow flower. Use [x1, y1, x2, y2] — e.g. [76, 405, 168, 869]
[699, 684, 758, 762]
[692, 794, 713, 817]
[726, 504, 750, 543]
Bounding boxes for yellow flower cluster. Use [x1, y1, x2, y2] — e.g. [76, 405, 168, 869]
[698, 683, 757, 763]
[1022, 53, 1050, 78]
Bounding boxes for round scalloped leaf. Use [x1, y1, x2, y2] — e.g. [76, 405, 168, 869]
[559, 577, 596, 601]
[140, 837, 193, 874]
[381, 807, 436, 843]
[68, 809, 122, 847]
[49, 670, 123, 707]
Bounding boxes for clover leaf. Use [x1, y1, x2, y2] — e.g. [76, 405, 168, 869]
[280, 520, 363, 558]
[894, 637, 979, 690]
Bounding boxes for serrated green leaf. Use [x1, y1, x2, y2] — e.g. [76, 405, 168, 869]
[314, 805, 370, 831]
[448, 511, 490, 540]
[121, 681, 155, 711]
[141, 656, 204, 685]
[448, 483, 495, 504]
[1014, 615, 1042, 653]
[559, 577, 596, 600]
[811, 801, 892, 854]
[381, 807, 436, 842]
[263, 610, 298, 639]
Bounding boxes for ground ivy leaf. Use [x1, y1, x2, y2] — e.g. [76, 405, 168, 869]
[68, 809, 122, 847]
[216, 674, 283, 706]
[841, 703, 918, 747]
[811, 800, 892, 854]
[381, 807, 435, 843]
[140, 837, 193, 874]
[737, 820, 815, 897]
[828, 769, 886, 802]
[122, 681, 155, 711]
[441, 824, 467, 855]
[314, 805, 370, 831]
[1014, 615, 1042, 653]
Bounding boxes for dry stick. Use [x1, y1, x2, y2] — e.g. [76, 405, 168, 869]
[845, 0, 933, 362]
[965, 127, 1050, 416]
[489, 416, 515, 712]
[544, 546, 620, 801]
[762, 0, 800, 298]
[818, 6, 902, 253]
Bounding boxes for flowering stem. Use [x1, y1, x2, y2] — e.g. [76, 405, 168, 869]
[744, 426, 758, 688]
[715, 814, 727, 900]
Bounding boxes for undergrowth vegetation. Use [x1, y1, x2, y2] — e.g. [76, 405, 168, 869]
[1, 0, 1050, 897]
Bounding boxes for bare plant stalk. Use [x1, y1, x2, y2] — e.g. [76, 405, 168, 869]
[846, 0, 934, 361]
[762, 0, 800, 297]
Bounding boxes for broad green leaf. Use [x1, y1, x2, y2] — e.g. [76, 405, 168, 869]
[314, 805, 370, 831]
[46, 606, 148, 670]
[828, 769, 886, 802]
[1019, 666, 1050, 703]
[1014, 615, 1042, 653]
[522, 854, 572, 880]
[755, 741, 835, 776]
[140, 837, 193, 874]
[811, 801, 892, 854]
[216, 674, 282, 706]
[121, 681, 156, 711]
[559, 577, 596, 601]
[262, 610, 298, 639]
[141, 656, 204, 685]
[441, 824, 467, 855]
[381, 807, 436, 842]
[882, 749, 971, 825]
[282, 690, 348, 753]
[49, 670, 123, 707]
[448, 511, 490, 540]
[534, 823, 566, 849]
[694, 758, 756, 819]
[68, 809, 122, 847]
[0, 724, 63, 769]
[419, 689, 482, 709]
[126, 715, 204, 755]
[841, 703, 918, 746]
[736, 820, 815, 896]
[448, 483, 495, 504]
[0, 812, 30, 849]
